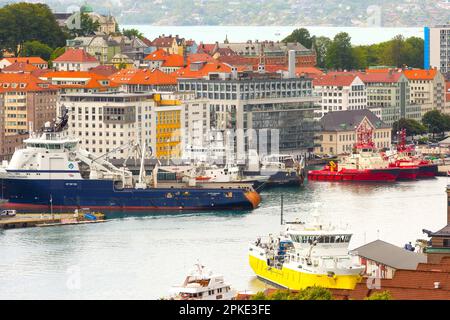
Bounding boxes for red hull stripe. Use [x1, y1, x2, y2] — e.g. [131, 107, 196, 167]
[0, 203, 250, 211]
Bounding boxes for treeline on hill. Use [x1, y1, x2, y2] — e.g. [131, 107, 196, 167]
[283, 28, 424, 70]
[0, 2, 137, 62]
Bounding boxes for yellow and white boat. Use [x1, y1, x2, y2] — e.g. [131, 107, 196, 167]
[249, 215, 364, 290]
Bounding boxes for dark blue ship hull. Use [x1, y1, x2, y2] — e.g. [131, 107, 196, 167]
[244, 170, 304, 187]
[0, 178, 260, 211]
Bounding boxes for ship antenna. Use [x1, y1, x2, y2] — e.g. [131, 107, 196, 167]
[280, 194, 284, 225]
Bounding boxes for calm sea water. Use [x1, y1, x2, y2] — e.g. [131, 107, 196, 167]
[123, 25, 424, 46]
[0, 176, 447, 299]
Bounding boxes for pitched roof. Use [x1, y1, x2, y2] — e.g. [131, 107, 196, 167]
[161, 54, 184, 68]
[53, 49, 98, 63]
[0, 73, 56, 92]
[321, 109, 390, 131]
[2, 62, 39, 73]
[351, 240, 427, 270]
[172, 61, 233, 79]
[313, 73, 359, 86]
[404, 69, 438, 80]
[295, 67, 324, 76]
[144, 49, 169, 61]
[89, 65, 118, 77]
[358, 71, 403, 83]
[151, 36, 177, 48]
[330, 257, 450, 300]
[198, 43, 217, 54]
[109, 68, 177, 86]
[40, 71, 119, 90]
[1, 57, 47, 65]
[187, 53, 215, 63]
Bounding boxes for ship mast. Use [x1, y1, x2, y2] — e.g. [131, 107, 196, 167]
[354, 123, 375, 151]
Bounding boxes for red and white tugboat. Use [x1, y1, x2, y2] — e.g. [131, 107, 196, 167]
[387, 130, 419, 180]
[308, 124, 400, 182]
[391, 129, 437, 179]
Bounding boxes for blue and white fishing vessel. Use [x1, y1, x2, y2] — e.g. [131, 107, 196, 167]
[0, 115, 261, 212]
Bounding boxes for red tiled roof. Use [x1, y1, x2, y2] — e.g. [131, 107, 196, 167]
[0, 73, 56, 92]
[144, 49, 169, 61]
[187, 53, 215, 63]
[161, 54, 184, 68]
[53, 49, 98, 63]
[296, 67, 324, 76]
[2, 57, 47, 65]
[404, 69, 438, 80]
[151, 36, 176, 48]
[330, 256, 450, 300]
[358, 71, 403, 83]
[198, 43, 217, 54]
[89, 65, 118, 77]
[172, 61, 233, 79]
[141, 37, 153, 47]
[2, 62, 39, 73]
[40, 71, 119, 90]
[109, 68, 176, 86]
[313, 73, 359, 86]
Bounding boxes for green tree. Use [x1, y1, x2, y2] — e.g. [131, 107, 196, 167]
[313, 36, 332, 69]
[67, 13, 100, 38]
[392, 118, 427, 137]
[0, 3, 66, 55]
[21, 40, 53, 61]
[122, 28, 144, 40]
[50, 47, 66, 62]
[251, 287, 333, 300]
[352, 45, 370, 69]
[422, 110, 450, 138]
[404, 37, 424, 68]
[250, 291, 267, 300]
[325, 32, 355, 70]
[283, 28, 313, 49]
[292, 286, 333, 300]
[365, 291, 392, 300]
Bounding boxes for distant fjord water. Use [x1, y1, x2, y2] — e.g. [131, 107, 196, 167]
[123, 25, 424, 45]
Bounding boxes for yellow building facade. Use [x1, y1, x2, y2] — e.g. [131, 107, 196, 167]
[154, 94, 184, 159]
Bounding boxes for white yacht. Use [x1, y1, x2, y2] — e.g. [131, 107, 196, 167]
[169, 264, 237, 300]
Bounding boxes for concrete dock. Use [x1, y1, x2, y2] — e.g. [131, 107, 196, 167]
[0, 212, 106, 230]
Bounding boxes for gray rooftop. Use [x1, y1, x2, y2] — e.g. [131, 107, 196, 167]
[351, 240, 427, 270]
[321, 109, 390, 132]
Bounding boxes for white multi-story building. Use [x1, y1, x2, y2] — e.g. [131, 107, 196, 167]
[313, 73, 367, 119]
[59, 92, 156, 159]
[425, 25, 450, 75]
[404, 69, 446, 116]
[178, 70, 320, 159]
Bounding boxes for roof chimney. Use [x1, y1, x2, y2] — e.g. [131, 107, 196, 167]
[288, 50, 296, 78]
[434, 282, 441, 289]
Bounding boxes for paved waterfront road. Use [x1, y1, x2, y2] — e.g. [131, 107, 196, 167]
[0, 177, 447, 299]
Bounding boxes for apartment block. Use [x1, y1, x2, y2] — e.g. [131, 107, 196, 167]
[177, 69, 320, 158]
[313, 73, 367, 119]
[425, 25, 450, 75]
[0, 74, 58, 160]
[60, 92, 156, 159]
[404, 69, 446, 116]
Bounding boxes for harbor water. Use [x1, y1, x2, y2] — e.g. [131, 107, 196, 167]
[0, 176, 447, 299]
